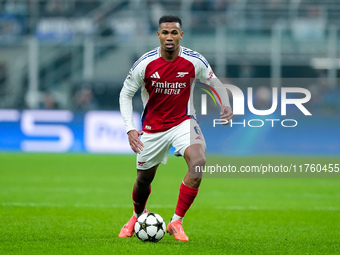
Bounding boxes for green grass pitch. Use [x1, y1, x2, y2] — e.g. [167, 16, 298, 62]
[0, 153, 339, 254]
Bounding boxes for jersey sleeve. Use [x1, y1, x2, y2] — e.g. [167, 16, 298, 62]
[119, 64, 145, 133]
[197, 60, 231, 108]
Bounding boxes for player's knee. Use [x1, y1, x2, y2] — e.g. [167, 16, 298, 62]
[136, 175, 152, 188]
[185, 145, 206, 168]
[191, 155, 206, 168]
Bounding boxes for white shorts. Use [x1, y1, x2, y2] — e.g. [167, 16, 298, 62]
[136, 118, 206, 170]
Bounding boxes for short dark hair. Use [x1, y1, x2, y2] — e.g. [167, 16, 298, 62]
[159, 15, 182, 28]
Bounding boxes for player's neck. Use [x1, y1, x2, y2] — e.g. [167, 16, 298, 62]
[160, 47, 180, 61]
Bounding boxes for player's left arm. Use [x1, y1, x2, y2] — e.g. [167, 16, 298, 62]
[219, 105, 233, 125]
[199, 64, 233, 125]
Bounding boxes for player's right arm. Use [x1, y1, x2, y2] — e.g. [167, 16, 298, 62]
[127, 130, 144, 154]
[119, 67, 145, 153]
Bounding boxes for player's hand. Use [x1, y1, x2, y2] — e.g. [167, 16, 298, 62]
[127, 130, 144, 153]
[220, 105, 233, 125]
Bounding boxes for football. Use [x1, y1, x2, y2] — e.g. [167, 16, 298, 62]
[134, 212, 166, 242]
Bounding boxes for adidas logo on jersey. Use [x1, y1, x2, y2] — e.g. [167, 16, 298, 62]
[150, 72, 160, 79]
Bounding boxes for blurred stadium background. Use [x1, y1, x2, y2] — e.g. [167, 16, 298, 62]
[0, 0, 339, 154]
[0, 3, 339, 253]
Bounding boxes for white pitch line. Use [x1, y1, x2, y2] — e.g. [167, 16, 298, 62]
[0, 202, 174, 209]
[215, 206, 340, 211]
[1, 202, 339, 211]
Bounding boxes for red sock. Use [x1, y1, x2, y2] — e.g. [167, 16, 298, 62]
[133, 188, 151, 215]
[175, 182, 199, 217]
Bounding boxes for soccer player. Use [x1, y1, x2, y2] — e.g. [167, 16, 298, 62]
[119, 15, 232, 241]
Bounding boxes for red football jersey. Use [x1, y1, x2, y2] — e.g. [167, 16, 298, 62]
[120, 46, 229, 133]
